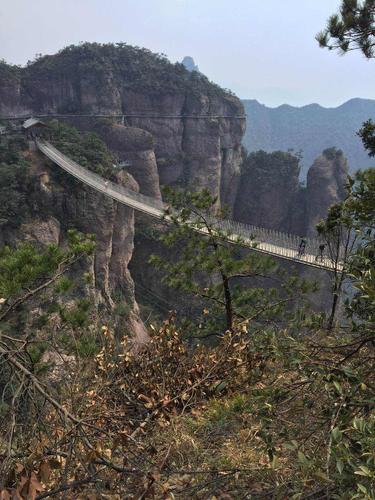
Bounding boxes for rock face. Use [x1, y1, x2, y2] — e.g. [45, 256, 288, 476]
[305, 148, 349, 234]
[232, 147, 349, 314]
[0, 63, 22, 116]
[124, 91, 244, 209]
[298, 148, 348, 313]
[233, 148, 349, 238]
[0, 44, 245, 209]
[20, 217, 61, 246]
[0, 151, 147, 343]
[233, 151, 302, 233]
[95, 122, 162, 200]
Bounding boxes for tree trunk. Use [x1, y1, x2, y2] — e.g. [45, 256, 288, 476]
[208, 226, 234, 332]
[328, 268, 345, 330]
[222, 274, 233, 332]
[328, 291, 339, 330]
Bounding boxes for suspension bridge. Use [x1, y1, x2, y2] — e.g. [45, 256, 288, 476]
[36, 140, 342, 272]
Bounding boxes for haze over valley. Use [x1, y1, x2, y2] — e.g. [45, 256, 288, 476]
[242, 97, 375, 177]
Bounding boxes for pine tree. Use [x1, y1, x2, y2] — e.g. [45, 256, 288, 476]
[359, 119, 375, 157]
[316, 0, 375, 58]
[150, 188, 314, 338]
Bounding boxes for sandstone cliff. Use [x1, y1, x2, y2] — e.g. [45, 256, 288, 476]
[0, 138, 148, 343]
[233, 148, 349, 238]
[305, 148, 349, 234]
[232, 147, 349, 314]
[94, 122, 162, 200]
[233, 150, 302, 233]
[0, 43, 245, 209]
[0, 43, 246, 334]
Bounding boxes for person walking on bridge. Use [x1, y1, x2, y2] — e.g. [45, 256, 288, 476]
[298, 237, 307, 257]
[316, 243, 326, 262]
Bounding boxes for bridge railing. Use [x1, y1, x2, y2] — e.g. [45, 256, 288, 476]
[204, 215, 322, 260]
[38, 140, 165, 213]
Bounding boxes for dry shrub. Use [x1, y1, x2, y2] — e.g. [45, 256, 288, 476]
[1, 320, 373, 498]
[95, 316, 263, 433]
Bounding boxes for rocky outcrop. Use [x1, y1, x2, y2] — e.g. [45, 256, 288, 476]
[0, 63, 22, 116]
[233, 148, 349, 238]
[50, 167, 141, 321]
[95, 122, 162, 200]
[297, 148, 348, 313]
[181, 57, 199, 73]
[232, 147, 349, 314]
[20, 217, 61, 246]
[305, 148, 349, 234]
[0, 150, 147, 343]
[233, 151, 302, 232]
[0, 44, 245, 210]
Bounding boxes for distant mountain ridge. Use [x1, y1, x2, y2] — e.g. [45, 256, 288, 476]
[242, 98, 375, 177]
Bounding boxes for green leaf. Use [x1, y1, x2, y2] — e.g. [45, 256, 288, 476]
[332, 427, 342, 441]
[353, 417, 366, 432]
[336, 459, 344, 474]
[354, 466, 371, 477]
[358, 465, 372, 476]
[213, 380, 227, 392]
[333, 380, 343, 394]
[357, 484, 368, 494]
[314, 470, 329, 481]
[298, 451, 309, 465]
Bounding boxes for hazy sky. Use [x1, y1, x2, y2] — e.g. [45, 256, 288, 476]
[1, 0, 374, 107]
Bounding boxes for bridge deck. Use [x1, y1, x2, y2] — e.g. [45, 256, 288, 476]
[36, 140, 342, 272]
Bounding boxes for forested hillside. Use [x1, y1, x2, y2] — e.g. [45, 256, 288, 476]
[242, 98, 375, 177]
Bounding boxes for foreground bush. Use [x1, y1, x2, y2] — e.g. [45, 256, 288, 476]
[0, 313, 373, 498]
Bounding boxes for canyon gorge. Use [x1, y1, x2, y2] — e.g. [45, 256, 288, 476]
[0, 43, 350, 334]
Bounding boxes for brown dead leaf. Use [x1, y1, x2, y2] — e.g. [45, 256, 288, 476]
[0, 490, 11, 500]
[39, 460, 51, 483]
[10, 490, 23, 500]
[14, 475, 29, 500]
[28, 472, 44, 500]
[138, 394, 152, 403]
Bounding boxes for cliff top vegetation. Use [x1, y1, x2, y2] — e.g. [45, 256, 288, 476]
[2, 42, 234, 99]
[0, 60, 20, 80]
[48, 120, 118, 179]
[241, 149, 301, 182]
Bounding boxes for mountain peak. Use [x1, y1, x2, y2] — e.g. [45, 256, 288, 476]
[181, 56, 199, 72]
